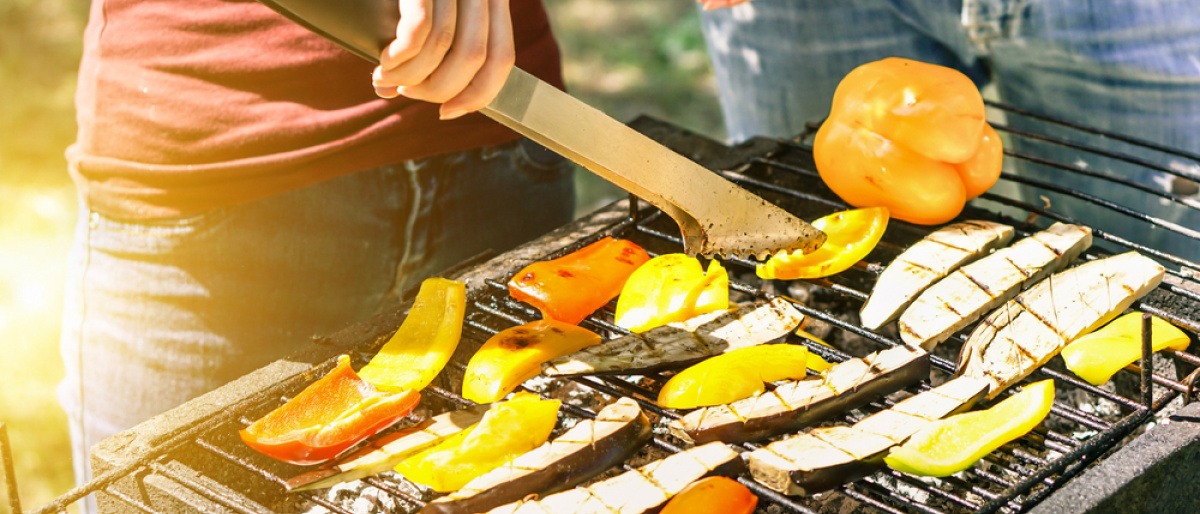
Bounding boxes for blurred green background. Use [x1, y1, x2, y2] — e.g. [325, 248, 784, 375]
[0, 1, 723, 511]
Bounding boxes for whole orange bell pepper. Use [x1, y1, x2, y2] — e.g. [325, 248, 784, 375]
[239, 355, 421, 465]
[814, 57, 1003, 225]
[508, 237, 651, 325]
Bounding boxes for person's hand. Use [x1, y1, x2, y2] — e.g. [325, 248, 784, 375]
[698, 0, 751, 10]
[373, 0, 515, 120]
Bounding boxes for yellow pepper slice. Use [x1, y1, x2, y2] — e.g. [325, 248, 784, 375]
[1061, 312, 1190, 386]
[794, 328, 834, 372]
[657, 344, 809, 409]
[395, 392, 560, 492]
[462, 320, 602, 404]
[614, 254, 730, 333]
[756, 207, 889, 280]
[358, 277, 466, 392]
[885, 379, 1054, 477]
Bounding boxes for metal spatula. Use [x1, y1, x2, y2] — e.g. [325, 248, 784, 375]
[255, 0, 825, 258]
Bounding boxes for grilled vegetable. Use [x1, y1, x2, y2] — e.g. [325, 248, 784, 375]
[814, 57, 1004, 225]
[660, 476, 757, 514]
[758, 207, 890, 280]
[1061, 312, 1190, 386]
[860, 220, 1014, 330]
[508, 237, 651, 325]
[240, 355, 421, 466]
[544, 297, 805, 376]
[287, 404, 490, 491]
[462, 320, 602, 404]
[423, 398, 652, 514]
[396, 392, 560, 493]
[670, 345, 929, 444]
[614, 253, 729, 333]
[960, 252, 1166, 397]
[885, 379, 1054, 477]
[899, 223, 1092, 350]
[747, 375, 988, 495]
[485, 442, 745, 514]
[657, 344, 809, 409]
[359, 277, 466, 392]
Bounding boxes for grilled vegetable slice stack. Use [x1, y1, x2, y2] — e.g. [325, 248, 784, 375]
[544, 297, 805, 376]
[423, 398, 652, 514]
[746, 376, 988, 495]
[670, 345, 929, 444]
[959, 251, 1166, 397]
[485, 442, 745, 514]
[898, 223, 1092, 350]
[860, 220, 1014, 330]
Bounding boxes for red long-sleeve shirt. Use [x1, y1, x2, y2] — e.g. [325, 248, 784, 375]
[67, 0, 564, 219]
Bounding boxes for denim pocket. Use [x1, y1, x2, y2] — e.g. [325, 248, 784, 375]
[513, 138, 574, 182]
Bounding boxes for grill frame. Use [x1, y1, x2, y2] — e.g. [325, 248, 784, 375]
[34, 114, 1200, 514]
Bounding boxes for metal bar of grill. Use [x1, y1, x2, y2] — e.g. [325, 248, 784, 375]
[38, 104, 1200, 514]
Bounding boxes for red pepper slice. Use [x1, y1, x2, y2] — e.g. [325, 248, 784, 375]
[660, 476, 758, 514]
[239, 355, 421, 465]
[508, 237, 651, 325]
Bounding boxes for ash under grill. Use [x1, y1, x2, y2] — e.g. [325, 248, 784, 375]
[29, 108, 1200, 514]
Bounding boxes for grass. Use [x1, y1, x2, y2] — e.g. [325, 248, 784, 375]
[0, 1, 722, 511]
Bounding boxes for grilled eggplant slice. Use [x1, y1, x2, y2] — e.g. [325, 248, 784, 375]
[747, 376, 988, 495]
[669, 345, 930, 444]
[860, 220, 1014, 330]
[898, 222, 1092, 350]
[959, 251, 1165, 398]
[543, 297, 804, 376]
[422, 398, 652, 514]
[286, 404, 490, 492]
[486, 442, 744, 514]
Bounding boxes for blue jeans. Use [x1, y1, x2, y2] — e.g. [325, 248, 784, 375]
[58, 139, 574, 492]
[701, 0, 1200, 262]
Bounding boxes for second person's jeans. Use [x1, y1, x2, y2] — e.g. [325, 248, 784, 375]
[701, 0, 1200, 262]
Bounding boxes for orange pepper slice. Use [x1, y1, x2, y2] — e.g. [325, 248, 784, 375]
[661, 476, 758, 514]
[508, 237, 651, 325]
[239, 355, 421, 465]
[756, 207, 889, 280]
[462, 320, 602, 404]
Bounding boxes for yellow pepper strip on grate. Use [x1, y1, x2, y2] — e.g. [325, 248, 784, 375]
[1061, 312, 1190, 386]
[358, 277, 466, 392]
[462, 320, 602, 404]
[884, 378, 1054, 477]
[614, 253, 730, 333]
[394, 392, 560, 492]
[757, 207, 889, 280]
[657, 344, 810, 409]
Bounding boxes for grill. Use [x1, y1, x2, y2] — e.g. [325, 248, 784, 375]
[20, 106, 1200, 514]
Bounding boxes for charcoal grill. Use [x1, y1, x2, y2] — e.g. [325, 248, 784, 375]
[18, 105, 1200, 514]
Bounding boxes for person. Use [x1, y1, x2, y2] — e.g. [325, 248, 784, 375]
[59, 0, 575, 498]
[698, 0, 1200, 263]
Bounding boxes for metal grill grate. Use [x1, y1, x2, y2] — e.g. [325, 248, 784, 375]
[25, 105, 1200, 514]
